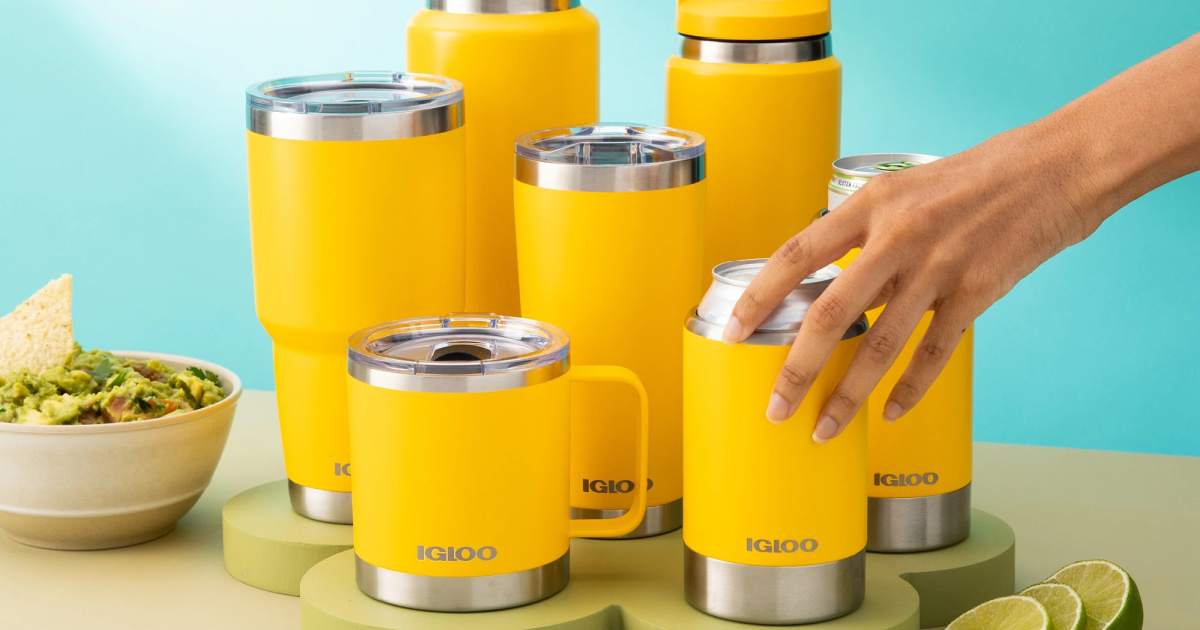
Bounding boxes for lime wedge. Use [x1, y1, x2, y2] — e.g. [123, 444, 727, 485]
[946, 595, 1052, 630]
[1046, 560, 1143, 630]
[1021, 582, 1086, 630]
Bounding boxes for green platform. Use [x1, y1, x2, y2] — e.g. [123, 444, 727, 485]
[298, 509, 1014, 629]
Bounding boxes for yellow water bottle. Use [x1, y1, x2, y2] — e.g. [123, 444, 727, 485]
[246, 72, 466, 523]
[407, 0, 600, 316]
[666, 0, 840, 273]
[514, 124, 706, 538]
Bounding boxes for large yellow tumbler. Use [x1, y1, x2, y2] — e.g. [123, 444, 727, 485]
[514, 124, 706, 538]
[666, 0, 841, 272]
[246, 72, 466, 523]
[408, 0, 599, 316]
[347, 314, 649, 611]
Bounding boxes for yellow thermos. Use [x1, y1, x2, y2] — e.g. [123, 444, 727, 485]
[513, 124, 706, 538]
[407, 0, 600, 316]
[666, 0, 840, 272]
[827, 154, 973, 552]
[246, 72, 466, 523]
[346, 314, 649, 611]
[683, 260, 868, 624]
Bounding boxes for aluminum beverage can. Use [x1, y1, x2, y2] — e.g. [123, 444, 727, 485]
[826, 153, 939, 213]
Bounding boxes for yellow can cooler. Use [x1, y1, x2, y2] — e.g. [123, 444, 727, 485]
[407, 0, 599, 316]
[683, 259, 868, 625]
[346, 314, 649, 611]
[514, 124, 706, 538]
[667, 0, 840, 274]
[826, 154, 973, 552]
[246, 72, 466, 523]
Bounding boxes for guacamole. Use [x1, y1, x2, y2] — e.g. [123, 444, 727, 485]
[0, 346, 225, 425]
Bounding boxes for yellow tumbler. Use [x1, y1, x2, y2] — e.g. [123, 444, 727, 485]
[407, 0, 599, 316]
[246, 72, 466, 523]
[666, 0, 841, 273]
[514, 124, 706, 538]
[683, 260, 868, 624]
[346, 314, 649, 611]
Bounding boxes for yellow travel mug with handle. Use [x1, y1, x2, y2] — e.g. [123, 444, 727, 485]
[346, 314, 649, 611]
[514, 124, 706, 538]
[407, 0, 599, 316]
[667, 0, 840, 274]
[246, 72, 466, 524]
[684, 259, 868, 625]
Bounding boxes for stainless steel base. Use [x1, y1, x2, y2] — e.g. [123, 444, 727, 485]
[684, 546, 865, 625]
[867, 483, 972, 553]
[287, 480, 353, 525]
[355, 551, 570, 612]
[570, 498, 683, 539]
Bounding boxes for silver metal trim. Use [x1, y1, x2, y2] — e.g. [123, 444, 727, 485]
[514, 155, 705, 192]
[428, 0, 579, 13]
[685, 546, 865, 624]
[569, 498, 683, 539]
[680, 35, 832, 65]
[867, 483, 972, 552]
[347, 354, 569, 393]
[247, 101, 463, 142]
[685, 310, 869, 347]
[288, 480, 353, 525]
[356, 551, 569, 611]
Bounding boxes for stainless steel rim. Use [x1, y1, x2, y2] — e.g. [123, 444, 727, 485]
[428, 0, 579, 13]
[248, 101, 462, 142]
[356, 551, 569, 612]
[867, 483, 972, 552]
[685, 546, 865, 625]
[569, 498, 683, 539]
[347, 355, 569, 393]
[288, 480, 353, 525]
[680, 35, 831, 65]
[514, 155, 705, 192]
[685, 310, 869, 346]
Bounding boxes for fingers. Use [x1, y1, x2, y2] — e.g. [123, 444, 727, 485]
[812, 283, 935, 443]
[765, 251, 891, 426]
[882, 305, 974, 422]
[722, 210, 864, 344]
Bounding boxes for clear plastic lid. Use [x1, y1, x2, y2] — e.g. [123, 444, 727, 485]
[515, 123, 705, 166]
[246, 71, 463, 116]
[696, 259, 841, 331]
[348, 314, 569, 378]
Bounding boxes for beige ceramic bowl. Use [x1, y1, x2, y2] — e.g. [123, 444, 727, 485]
[0, 351, 242, 550]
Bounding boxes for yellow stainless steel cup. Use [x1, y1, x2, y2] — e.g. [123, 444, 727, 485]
[346, 314, 649, 611]
[246, 72, 466, 523]
[826, 154, 973, 552]
[407, 0, 599, 316]
[683, 260, 868, 624]
[514, 124, 706, 538]
[667, 0, 840, 275]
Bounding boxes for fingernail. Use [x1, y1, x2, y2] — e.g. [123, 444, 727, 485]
[722, 316, 744, 345]
[766, 393, 790, 424]
[812, 416, 838, 444]
[883, 401, 904, 423]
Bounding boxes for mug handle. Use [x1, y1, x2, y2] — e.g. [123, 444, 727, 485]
[567, 365, 650, 538]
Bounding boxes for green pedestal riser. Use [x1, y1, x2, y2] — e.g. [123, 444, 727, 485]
[298, 509, 1014, 629]
[223, 480, 354, 596]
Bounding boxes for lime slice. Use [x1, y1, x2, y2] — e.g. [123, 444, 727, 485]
[1046, 560, 1143, 630]
[946, 595, 1052, 630]
[1021, 582, 1086, 630]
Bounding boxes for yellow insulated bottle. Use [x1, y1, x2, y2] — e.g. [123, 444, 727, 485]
[666, 0, 840, 276]
[827, 154, 973, 552]
[246, 72, 466, 524]
[684, 260, 867, 624]
[514, 124, 706, 538]
[407, 0, 599, 316]
[346, 314, 649, 611]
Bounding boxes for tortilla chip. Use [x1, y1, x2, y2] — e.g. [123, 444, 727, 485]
[0, 275, 75, 377]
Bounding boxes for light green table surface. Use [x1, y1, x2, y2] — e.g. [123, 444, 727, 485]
[0, 390, 1195, 629]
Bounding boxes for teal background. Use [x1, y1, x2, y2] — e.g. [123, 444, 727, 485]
[1, 1, 1197, 456]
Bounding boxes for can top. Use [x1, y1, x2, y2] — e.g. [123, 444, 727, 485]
[247, 71, 462, 116]
[426, 0, 580, 14]
[348, 314, 570, 393]
[676, 0, 830, 42]
[832, 153, 940, 178]
[516, 123, 704, 166]
[688, 259, 867, 345]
